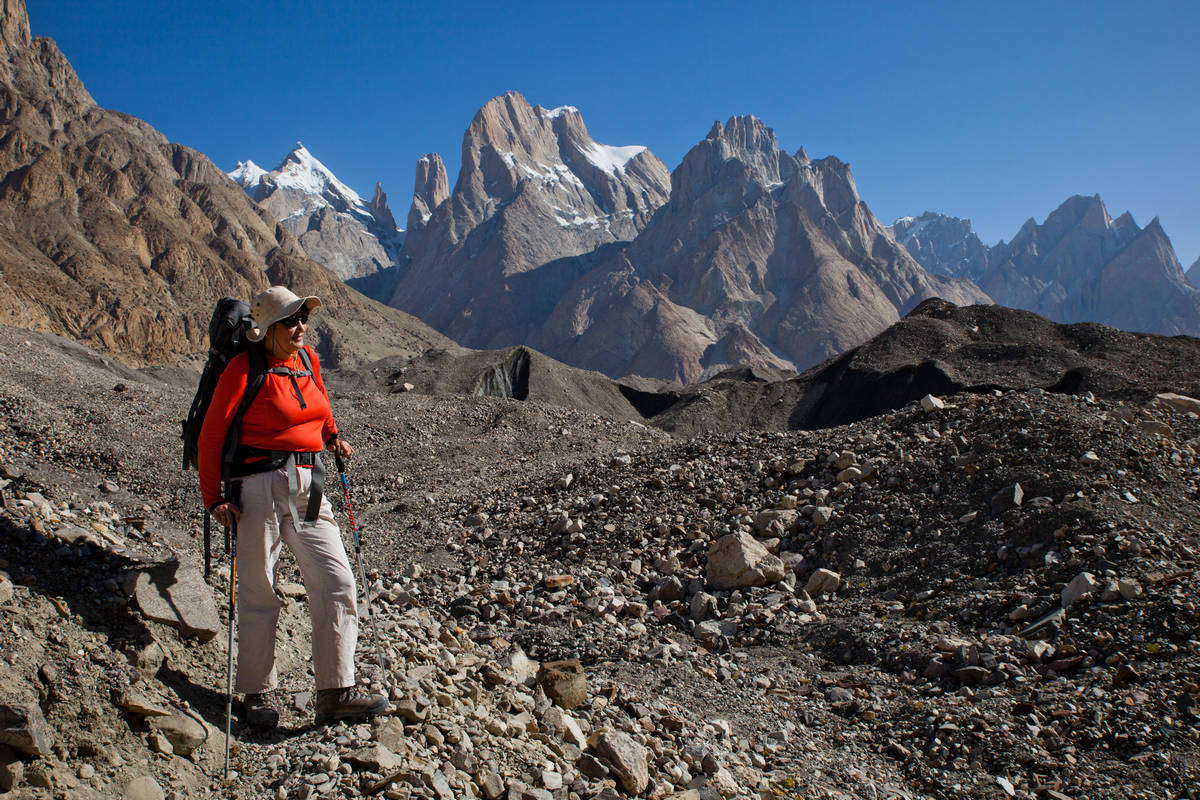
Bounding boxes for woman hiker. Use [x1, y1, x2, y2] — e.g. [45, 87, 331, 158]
[198, 285, 387, 730]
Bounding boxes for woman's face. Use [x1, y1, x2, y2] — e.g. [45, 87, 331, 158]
[267, 311, 307, 356]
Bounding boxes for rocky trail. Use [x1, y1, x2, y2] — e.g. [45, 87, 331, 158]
[1, 322, 1199, 799]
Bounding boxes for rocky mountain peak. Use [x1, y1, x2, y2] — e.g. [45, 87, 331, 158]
[890, 212, 990, 279]
[368, 181, 398, 232]
[0, 3, 435, 365]
[407, 152, 449, 235]
[450, 91, 668, 221]
[228, 143, 402, 280]
[262, 142, 364, 211]
[1038, 194, 1112, 243]
[528, 114, 988, 382]
[1111, 210, 1138, 237]
[389, 93, 671, 345]
[229, 159, 267, 192]
[670, 115, 800, 212]
[917, 194, 1200, 336]
[714, 114, 777, 157]
[1188, 255, 1200, 290]
[1079, 193, 1112, 232]
[0, 0, 30, 51]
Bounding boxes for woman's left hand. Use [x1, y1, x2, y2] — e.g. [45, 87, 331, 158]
[328, 437, 353, 459]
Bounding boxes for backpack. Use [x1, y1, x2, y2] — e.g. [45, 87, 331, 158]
[181, 298, 256, 471]
[180, 297, 312, 580]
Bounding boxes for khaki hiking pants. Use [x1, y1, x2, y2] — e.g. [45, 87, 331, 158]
[234, 465, 357, 694]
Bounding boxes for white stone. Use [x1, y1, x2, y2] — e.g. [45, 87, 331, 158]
[1117, 579, 1143, 599]
[811, 507, 834, 526]
[705, 532, 785, 590]
[124, 776, 164, 800]
[1061, 572, 1100, 608]
[542, 706, 587, 749]
[835, 467, 863, 483]
[1156, 392, 1200, 414]
[804, 569, 841, 597]
[920, 394, 945, 412]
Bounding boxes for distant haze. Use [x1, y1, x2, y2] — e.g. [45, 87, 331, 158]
[30, 1, 1200, 265]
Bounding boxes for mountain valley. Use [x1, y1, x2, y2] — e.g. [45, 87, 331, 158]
[0, 1, 1198, 799]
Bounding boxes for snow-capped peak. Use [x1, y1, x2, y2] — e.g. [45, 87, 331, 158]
[229, 159, 267, 191]
[545, 105, 579, 119]
[271, 143, 364, 206]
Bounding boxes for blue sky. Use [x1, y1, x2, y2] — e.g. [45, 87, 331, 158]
[30, 0, 1200, 266]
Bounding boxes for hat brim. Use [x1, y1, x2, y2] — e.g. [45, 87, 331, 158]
[245, 295, 322, 342]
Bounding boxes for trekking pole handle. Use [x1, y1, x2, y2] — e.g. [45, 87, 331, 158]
[335, 453, 346, 473]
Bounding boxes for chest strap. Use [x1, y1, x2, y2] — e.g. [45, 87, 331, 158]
[267, 361, 313, 410]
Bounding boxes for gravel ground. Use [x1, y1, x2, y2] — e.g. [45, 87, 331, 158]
[0, 323, 1198, 800]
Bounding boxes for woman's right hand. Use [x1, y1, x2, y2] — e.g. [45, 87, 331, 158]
[210, 502, 241, 528]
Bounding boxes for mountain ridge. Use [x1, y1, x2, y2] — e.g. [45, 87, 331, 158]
[0, 0, 447, 367]
[389, 91, 673, 346]
[229, 142, 404, 281]
[383, 103, 989, 383]
[892, 195, 1200, 337]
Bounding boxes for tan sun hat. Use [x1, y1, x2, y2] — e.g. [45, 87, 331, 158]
[245, 286, 322, 342]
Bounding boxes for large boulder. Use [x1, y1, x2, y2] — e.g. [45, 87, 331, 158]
[150, 714, 207, 757]
[537, 659, 587, 710]
[706, 532, 785, 590]
[0, 698, 52, 757]
[589, 729, 649, 795]
[134, 563, 220, 641]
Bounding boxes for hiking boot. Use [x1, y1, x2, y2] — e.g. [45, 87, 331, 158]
[243, 691, 279, 730]
[314, 687, 388, 724]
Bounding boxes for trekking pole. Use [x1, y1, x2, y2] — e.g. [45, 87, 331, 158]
[222, 516, 238, 785]
[334, 453, 388, 690]
[203, 510, 212, 583]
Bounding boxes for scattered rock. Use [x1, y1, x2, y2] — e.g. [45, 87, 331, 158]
[1061, 572, 1100, 608]
[0, 698, 53, 757]
[115, 689, 171, 718]
[542, 706, 587, 749]
[124, 776, 164, 800]
[990, 483, 1024, 514]
[537, 659, 587, 710]
[920, 394, 945, 412]
[544, 574, 574, 590]
[149, 714, 207, 757]
[1156, 392, 1200, 414]
[589, 729, 649, 795]
[134, 563, 221, 640]
[706, 532, 785, 590]
[804, 568, 841, 597]
[344, 743, 401, 773]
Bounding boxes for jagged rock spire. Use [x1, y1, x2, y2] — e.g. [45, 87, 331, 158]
[0, 0, 31, 52]
[407, 152, 449, 235]
[368, 182, 398, 232]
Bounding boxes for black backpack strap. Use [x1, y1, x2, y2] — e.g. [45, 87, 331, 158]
[221, 346, 268, 490]
[266, 348, 314, 410]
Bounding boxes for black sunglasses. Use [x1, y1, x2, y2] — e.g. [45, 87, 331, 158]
[278, 313, 309, 328]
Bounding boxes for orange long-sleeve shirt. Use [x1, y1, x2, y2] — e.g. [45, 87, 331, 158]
[198, 345, 337, 509]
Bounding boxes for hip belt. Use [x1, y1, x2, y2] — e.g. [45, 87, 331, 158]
[230, 446, 326, 523]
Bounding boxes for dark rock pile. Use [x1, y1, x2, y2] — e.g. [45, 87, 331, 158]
[1, 322, 1198, 799]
